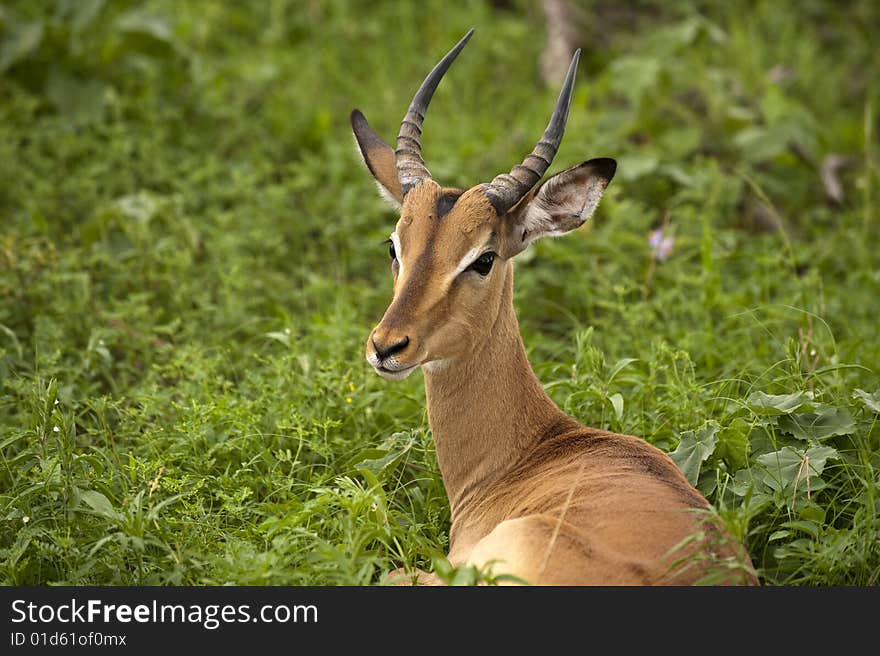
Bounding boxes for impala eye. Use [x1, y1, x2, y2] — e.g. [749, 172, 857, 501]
[389, 242, 396, 260]
[468, 251, 496, 276]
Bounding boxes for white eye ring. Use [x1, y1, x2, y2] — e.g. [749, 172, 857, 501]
[389, 232, 403, 275]
[448, 245, 491, 281]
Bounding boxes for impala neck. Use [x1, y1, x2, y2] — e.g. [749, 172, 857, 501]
[422, 263, 577, 519]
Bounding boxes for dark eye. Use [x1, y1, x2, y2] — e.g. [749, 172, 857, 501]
[467, 251, 496, 277]
[387, 241, 396, 260]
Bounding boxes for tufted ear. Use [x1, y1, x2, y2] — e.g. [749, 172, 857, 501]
[499, 158, 616, 258]
[351, 109, 404, 208]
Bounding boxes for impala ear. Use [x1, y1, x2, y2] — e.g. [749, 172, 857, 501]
[500, 158, 616, 258]
[351, 109, 404, 208]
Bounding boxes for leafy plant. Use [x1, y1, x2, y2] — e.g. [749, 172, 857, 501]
[1, 0, 877, 586]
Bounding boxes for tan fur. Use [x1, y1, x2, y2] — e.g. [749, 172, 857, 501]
[363, 174, 757, 587]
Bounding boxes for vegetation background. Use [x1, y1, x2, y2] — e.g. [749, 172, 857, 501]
[0, 0, 877, 585]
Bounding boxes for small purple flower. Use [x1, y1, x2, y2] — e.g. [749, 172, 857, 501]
[648, 228, 675, 262]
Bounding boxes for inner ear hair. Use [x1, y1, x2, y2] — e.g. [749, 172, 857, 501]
[505, 158, 616, 255]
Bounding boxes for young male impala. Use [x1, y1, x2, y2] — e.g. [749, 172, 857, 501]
[352, 30, 757, 585]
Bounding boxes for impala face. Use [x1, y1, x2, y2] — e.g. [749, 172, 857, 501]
[352, 30, 615, 381]
[366, 183, 509, 380]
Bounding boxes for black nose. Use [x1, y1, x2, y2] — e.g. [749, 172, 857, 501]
[372, 335, 410, 360]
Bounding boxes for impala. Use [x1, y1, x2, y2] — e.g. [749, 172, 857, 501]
[352, 29, 757, 585]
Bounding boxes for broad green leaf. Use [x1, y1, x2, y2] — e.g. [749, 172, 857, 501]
[748, 424, 781, 457]
[802, 446, 841, 474]
[734, 123, 800, 163]
[56, 0, 106, 32]
[669, 422, 719, 485]
[355, 450, 403, 476]
[88, 534, 118, 557]
[755, 448, 800, 491]
[777, 407, 855, 441]
[0, 18, 43, 73]
[617, 152, 659, 181]
[79, 490, 121, 521]
[717, 418, 751, 471]
[0, 323, 22, 359]
[697, 468, 717, 497]
[116, 9, 174, 43]
[609, 56, 660, 103]
[768, 529, 791, 542]
[731, 468, 759, 498]
[773, 538, 813, 562]
[853, 389, 880, 414]
[658, 127, 703, 160]
[609, 393, 624, 421]
[780, 519, 819, 539]
[755, 446, 839, 492]
[354, 432, 415, 477]
[747, 391, 813, 416]
[798, 503, 826, 524]
[45, 68, 106, 125]
[448, 566, 480, 586]
[607, 358, 639, 383]
[0, 431, 27, 451]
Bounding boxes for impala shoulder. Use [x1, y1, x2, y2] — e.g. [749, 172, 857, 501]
[532, 426, 709, 509]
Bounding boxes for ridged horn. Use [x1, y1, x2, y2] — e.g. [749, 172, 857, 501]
[483, 49, 580, 215]
[396, 28, 474, 195]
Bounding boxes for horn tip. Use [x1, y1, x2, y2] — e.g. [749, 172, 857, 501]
[455, 28, 475, 50]
[568, 49, 581, 76]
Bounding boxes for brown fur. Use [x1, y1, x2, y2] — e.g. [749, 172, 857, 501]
[361, 158, 756, 587]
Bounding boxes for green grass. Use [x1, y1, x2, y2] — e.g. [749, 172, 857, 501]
[1, 0, 878, 585]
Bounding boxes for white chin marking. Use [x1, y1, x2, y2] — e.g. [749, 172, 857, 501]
[374, 364, 419, 381]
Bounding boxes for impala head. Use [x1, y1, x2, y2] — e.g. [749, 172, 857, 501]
[353, 29, 616, 380]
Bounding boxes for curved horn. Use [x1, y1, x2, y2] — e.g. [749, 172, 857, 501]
[483, 49, 580, 215]
[396, 28, 474, 195]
